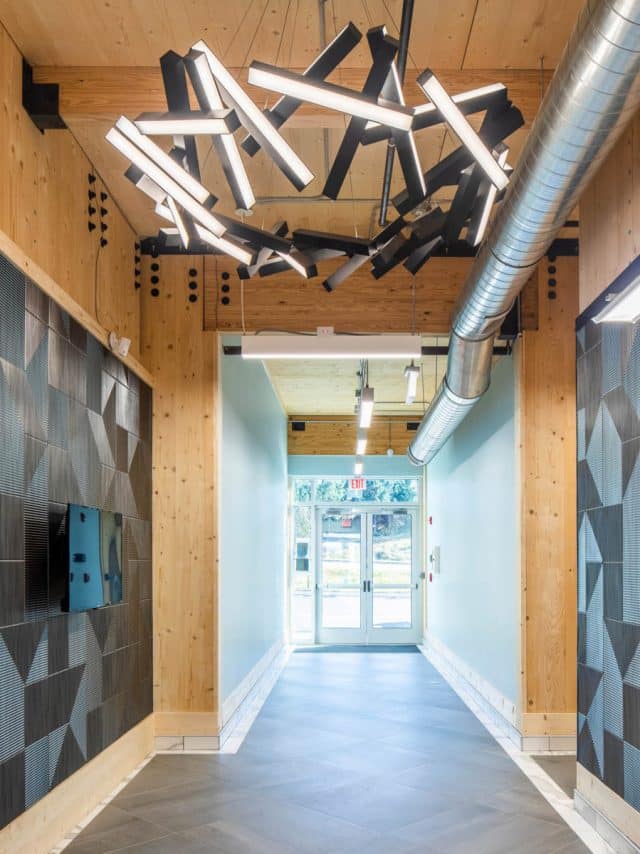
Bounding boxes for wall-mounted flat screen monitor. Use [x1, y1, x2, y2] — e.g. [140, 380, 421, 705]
[67, 504, 123, 611]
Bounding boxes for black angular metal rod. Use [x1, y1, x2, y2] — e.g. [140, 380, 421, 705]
[379, 0, 414, 226]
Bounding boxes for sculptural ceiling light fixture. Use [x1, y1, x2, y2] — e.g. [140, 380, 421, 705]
[107, 17, 523, 291]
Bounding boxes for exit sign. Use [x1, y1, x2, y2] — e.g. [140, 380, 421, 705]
[350, 477, 365, 490]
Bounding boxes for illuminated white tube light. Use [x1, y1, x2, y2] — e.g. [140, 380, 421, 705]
[358, 387, 374, 429]
[467, 145, 510, 247]
[194, 224, 255, 266]
[191, 42, 314, 190]
[187, 52, 256, 210]
[354, 459, 364, 476]
[594, 276, 640, 323]
[107, 126, 226, 237]
[404, 363, 420, 405]
[364, 83, 508, 131]
[418, 71, 509, 191]
[166, 196, 190, 249]
[240, 334, 422, 360]
[356, 430, 368, 455]
[134, 111, 236, 136]
[114, 117, 211, 203]
[248, 62, 414, 132]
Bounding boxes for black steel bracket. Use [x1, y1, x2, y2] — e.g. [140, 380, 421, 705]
[22, 60, 66, 132]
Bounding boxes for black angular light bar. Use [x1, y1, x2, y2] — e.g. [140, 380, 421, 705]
[106, 9, 529, 291]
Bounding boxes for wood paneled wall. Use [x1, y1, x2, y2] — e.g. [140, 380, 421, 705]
[205, 255, 539, 335]
[517, 256, 578, 737]
[0, 22, 141, 356]
[579, 111, 640, 313]
[140, 256, 219, 736]
[288, 416, 419, 456]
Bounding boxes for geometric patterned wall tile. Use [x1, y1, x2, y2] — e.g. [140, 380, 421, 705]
[586, 567, 604, 670]
[627, 642, 640, 689]
[0, 561, 25, 626]
[602, 326, 622, 396]
[589, 504, 623, 563]
[623, 328, 640, 421]
[603, 563, 624, 621]
[579, 318, 640, 816]
[624, 683, 640, 750]
[0, 635, 24, 762]
[624, 741, 640, 811]
[0, 250, 152, 830]
[0, 256, 25, 370]
[587, 404, 605, 505]
[578, 407, 586, 461]
[588, 679, 605, 776]
[602, 403, 622, 506]
[604, 729, 625, 798]
[0, 752, 25, 828]
[604, 623, 624, 739]
[24, 735, 49, 809]
[623, 451, 640, 625]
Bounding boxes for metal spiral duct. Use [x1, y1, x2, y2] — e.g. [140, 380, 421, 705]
[408, 0, 640, 466]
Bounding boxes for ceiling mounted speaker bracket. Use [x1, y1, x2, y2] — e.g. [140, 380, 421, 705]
[22, 60, 66, 132]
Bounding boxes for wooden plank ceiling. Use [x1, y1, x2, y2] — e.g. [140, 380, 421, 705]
[0, 0, 583, 236]
[264, 335, 450, 417]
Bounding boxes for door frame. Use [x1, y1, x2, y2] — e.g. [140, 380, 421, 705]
[315, 505, 422, 645]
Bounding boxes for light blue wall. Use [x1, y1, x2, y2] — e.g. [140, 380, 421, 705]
[288, 454, 419, 477]
[426, 355, 520, 708]
[220, 346, 288, 704]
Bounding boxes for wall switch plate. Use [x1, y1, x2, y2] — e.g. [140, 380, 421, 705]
[433, 545, 441, 574]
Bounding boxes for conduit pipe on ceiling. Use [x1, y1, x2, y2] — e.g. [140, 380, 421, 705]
[408, 0, 640, 466]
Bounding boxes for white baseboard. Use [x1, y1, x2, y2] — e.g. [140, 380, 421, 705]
[421, 632, 575, 753]
[153, 639, 290, 753]
[576, 767, 640, 853]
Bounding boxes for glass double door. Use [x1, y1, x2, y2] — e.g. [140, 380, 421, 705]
[317, 509, 420, 644]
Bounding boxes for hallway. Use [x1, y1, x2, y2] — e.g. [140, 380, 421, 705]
[65, 651, 588, 854]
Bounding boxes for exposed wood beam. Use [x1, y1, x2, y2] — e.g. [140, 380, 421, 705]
[198, 255, 539, 335]
[34, 66, 551, 127]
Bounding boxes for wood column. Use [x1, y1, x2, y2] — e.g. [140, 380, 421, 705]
[517, 256, 578, 739]
[141, 256, 219, 737]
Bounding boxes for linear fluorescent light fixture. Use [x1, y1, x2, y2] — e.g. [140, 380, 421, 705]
[166, 196, 190, 248]
[248, 62, 414, 132]
[194, 223, 255, 266]
[593, 276, 640, 323]
[354, 459, 364, 476]
[359, 387, 374, 429]
[114, 117, 212, 204]
[466, 144, 510, 246]
[356, 430, 368, 455]
[184, 51, 256, 210]
[107, 124, 227, 238]
[190, 42, 314, 191]
[240, 335, 421, 360]
[134, 110, 239, 136]
[242, 22, 362, 156]
[404, 363, 420, 404]
[418, 70, 509, 191]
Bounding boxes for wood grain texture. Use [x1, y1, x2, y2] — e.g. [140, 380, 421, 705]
[518, 257, 577, 725]
[0, 22, 141, 357]
[579, 111, 640, 312]
[206, 254, 538, 335]
[141, 256, 219, 733]
[0, 716, 153, 854]
[288, 416, 421, 456]
[2, 1, 575, 69]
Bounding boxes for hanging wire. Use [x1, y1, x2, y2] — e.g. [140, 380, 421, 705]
[381, 0, 418, 69]
[223, 0, 258, 63]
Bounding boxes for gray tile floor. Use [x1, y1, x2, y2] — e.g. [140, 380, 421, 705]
[532, 755, 577, 799]
[66, 651, 589, 853]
